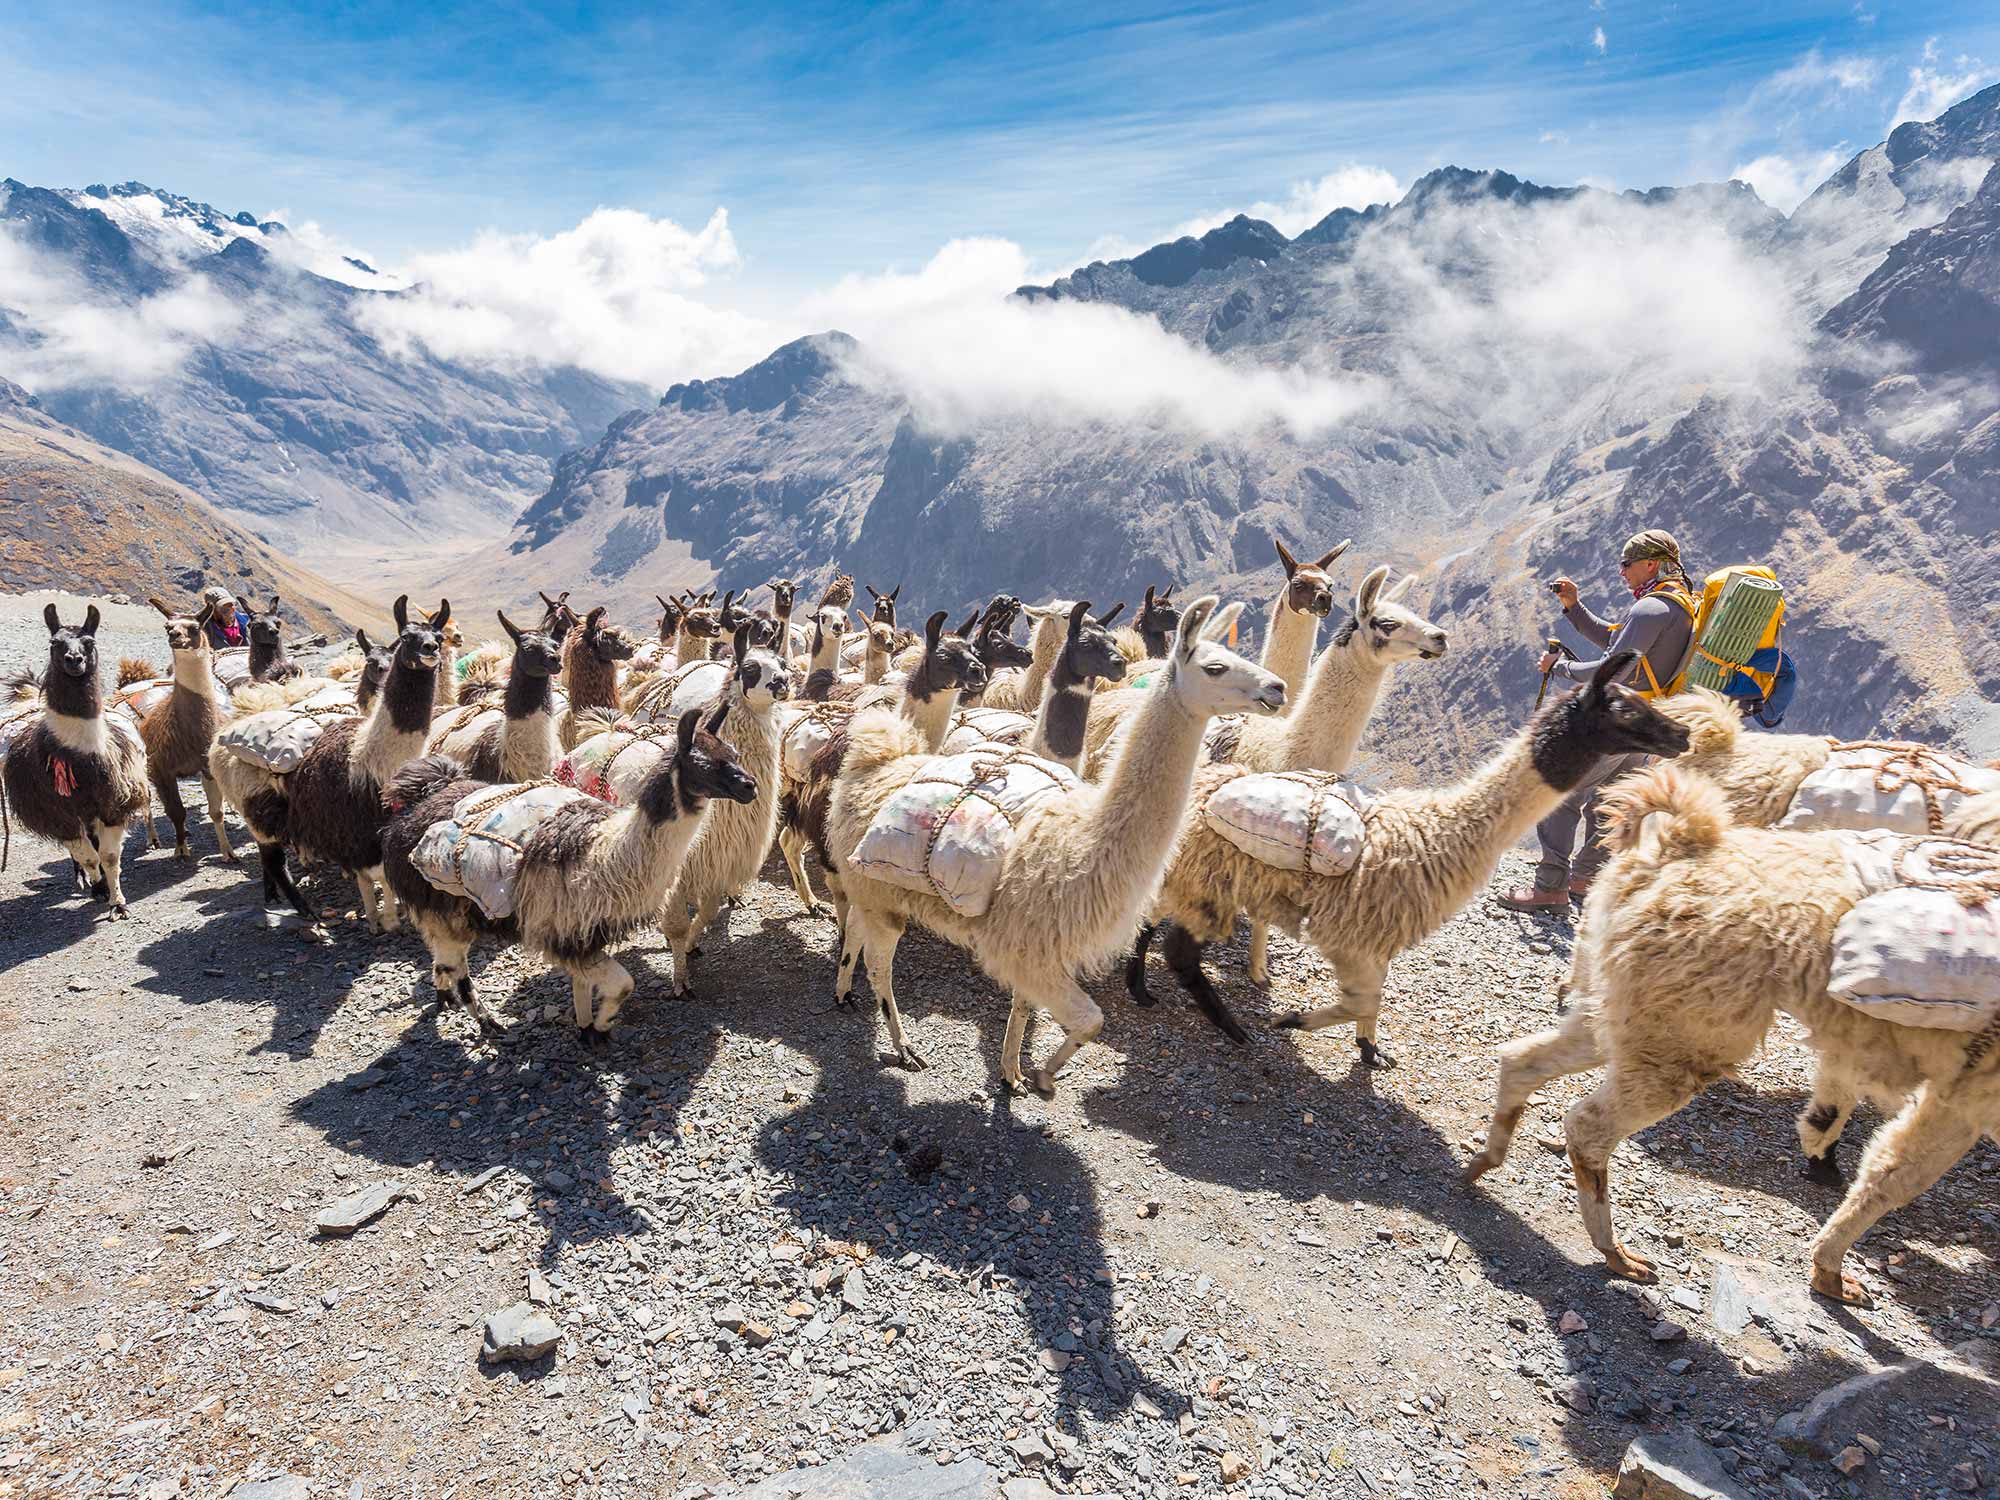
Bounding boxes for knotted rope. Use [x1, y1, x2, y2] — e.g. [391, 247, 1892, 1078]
[1837, 740, 1986, 834]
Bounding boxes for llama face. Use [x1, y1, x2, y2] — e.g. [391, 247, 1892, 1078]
[974, 620, 1035, 673]
[654, 597, 684, 643]
[769, 579, 797, 616]
[1137, 586, 1181, 642]
[1583, 656, 1691, 759]
[247, 598, 285, 648]
[500, 610, 566, 679]
[44, 603, 100, 680]
[1339, 567, 1449, 665]
[395, 600, 449, 671]
[866, 583, 900, 626]
[1066, 603, 1130, 684]
[355, 630, 395, 704]
[685, 729, 761, 806]
[735, 647, 792, 707]
[1276, 539, 1350, 619]
[581, 608, 638, 665]
[1172, 597, 1286, 718]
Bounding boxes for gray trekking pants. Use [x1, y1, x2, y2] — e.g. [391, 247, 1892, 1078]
[1532, 752, 1653, 892]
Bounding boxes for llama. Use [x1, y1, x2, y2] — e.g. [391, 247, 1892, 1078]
[859, 612, 901, 686]
[560, 607, 638, 748]
[426, 612, 567, 782]
[210, 597, 447, 928]
[658, 626, 794, 993]
[823, 598, 1285, 1082]
[2, 605, 149, 917]
[382, 705, 758, 1038]
[963, 599, 1035, 701]
[1027, 601, 1129, 771]
[1130, 652, 1690, 1059]
[800, 609, 848, 700]
[979, 601, 1076, 712]
[866, 583, 900, 627]
[245, 596, 301, 683]
[1466, 764, 2000, 1308]
[433, 616, 464, 708]
[135, 597, 232, 861]
[352, 631, 395, 711]
[1115, 585, 1182, 662]
[1261, 539, 1351, 710]
[777, 612, 991, 919]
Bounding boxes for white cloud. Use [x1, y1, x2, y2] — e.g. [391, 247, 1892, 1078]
[0, 226, 244, 390]
[1764, 48, 1880, 97]
[1592, 26, 1607, 53]
[1539, 129, 1571, 146]
[1164, 166, 1403, 242]
[804, 236, 1375, 439]
[1728, 148, 1851, 211]
[1889, 49, 1993, 130]
[355, 207, 779, 389]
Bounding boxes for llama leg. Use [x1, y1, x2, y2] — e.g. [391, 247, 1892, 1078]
[145, 786, 160, 850]
[259, 843, 313, 921]
[155, 775, 190, 860]
[569, 970, 598, 1032]
[1161, 924, 1247, 1044]
[367, 867, 399, 933]
[201, 774, 235, 863]
[1000, 993, 1034, 1094]
[93, 820, 131, 917]
[589, 957, 636, 1032]
[1465, 1008, 1605, 1181]
[833, 919, 865, 1009]
[354, 870, 383, 932]
[1563, 1062, 1706, 1283]
[855, 911, 923, 1070]
[1808, 1087, 1983, 1306]
[1797, 1060, 1859, 1188]
[1029, 977, 1104, 1097]
[64, 837, 104, 899]
[1124, 922, 1159, 1006]
[778, 825, 823, 915]
[1247, 920, 1271, 985]
[1276, 954, 1394, 1068]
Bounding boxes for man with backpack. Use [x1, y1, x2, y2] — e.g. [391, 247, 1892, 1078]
[1498, 528, 1697, 912]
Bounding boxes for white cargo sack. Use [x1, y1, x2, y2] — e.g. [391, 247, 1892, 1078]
[428, 704, 501, 757]
[1781, 742, 2000, 836]
[0, 700, 38, 760]
[410, 782, 594, 921]
[850, 743, 1079, 917]
[939, 707, 1033, 755]
[1201, 770, 1374, 878]
[628, 659, 730, 725]
[211, 648, 253, 690]
[776, 702, 854, 782]
[553, 727, 677, 805]
[216, 703, 357, 773]
[1829, 835, 2000, 1031]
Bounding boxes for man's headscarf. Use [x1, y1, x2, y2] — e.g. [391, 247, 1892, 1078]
[1621, 529, 1681, 566]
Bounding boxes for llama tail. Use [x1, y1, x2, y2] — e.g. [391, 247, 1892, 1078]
[1658, 687, 1740, 757]
[383, 753, 466, 817]
[1599, 764, 1730, 860]
[118, 656, 158, 687]
[843, 706, 927, 782]
[3, 667, 39, 702]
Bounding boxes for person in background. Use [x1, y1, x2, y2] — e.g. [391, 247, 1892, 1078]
[1498, 528, 1697, 912]
[200, 586, 245, 650]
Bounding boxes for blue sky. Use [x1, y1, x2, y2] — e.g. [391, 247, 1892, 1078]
[3, 0, 1996, 301]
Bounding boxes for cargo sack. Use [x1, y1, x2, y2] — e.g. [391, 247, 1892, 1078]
[775, 702, 854, 782]
[211, 648, 253, 690]
[409, 781, 594, 921]
[1780, 742, 2000, 836]
[1200, 769, 1374, 878]
[215, 703, 358, 773]
[553, 726, 678, 805]
[939, 707, 1034, 755]
[110, 678, 178, 720]
[850, 743, 1079, 917]
[627, 659, 729, 725]
[629, 640, 678, 672]
[428, 703, 501, 757]
[1829, 835, 2000, 1032]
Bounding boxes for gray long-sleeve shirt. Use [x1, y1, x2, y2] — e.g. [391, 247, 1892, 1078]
[1555, 588, 1694, 692]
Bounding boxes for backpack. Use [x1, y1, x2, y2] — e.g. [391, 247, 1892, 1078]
[1682, 566, 1788, 710]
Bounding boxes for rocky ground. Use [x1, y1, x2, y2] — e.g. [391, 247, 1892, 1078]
[0, 639, 1995, 1499]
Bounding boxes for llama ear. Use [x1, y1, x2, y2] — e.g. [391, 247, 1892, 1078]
[1315, 539, 1352, 570]
[434, 599, 452, 627]
[1202, 601, 1244, 641]
[1590, 651, 1637, 696]
[656, 595, 671, 613]
[732, 624, 750, 665]
[1176, 596, 1219, 658]
[1274, 538, 1299, 577]
[956, 609, 979, 637]
[676, 707, 701, 758]
[1067, 599, 1091, 638]
[1353, 565, 1388, 621]
[924, 610, 947, 652]
[498, 610, 522, 644]
[43, 603, 61, 635]
[584, 605, 606, 634]
[355, 629, 372, 653]
[702, 697, 730, 736]
[1143, 585, 1156, 612]
[865, 584, 882, 604]
[148, 596, 173, 618]
[1097, 601, 1126, 627]
[393, 595, 410, 632]
[851, 609, 868, 632]
[82, 605, 100, 636]
[1385, 573, 1416, 603]
[550, 611, 572, 642]
[889, 583, 902, 603]
[268, 594, 281, 615]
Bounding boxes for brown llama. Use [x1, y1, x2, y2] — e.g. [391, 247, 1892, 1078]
[558, 607, 639, 749]
[135, 597, 233, 861]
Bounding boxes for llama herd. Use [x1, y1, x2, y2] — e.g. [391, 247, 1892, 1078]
[4, 548, 1998, 1313]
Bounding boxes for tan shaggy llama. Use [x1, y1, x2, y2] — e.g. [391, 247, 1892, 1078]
[823, 596, 1286, 1087]
[1466, 763, 2000, 1308]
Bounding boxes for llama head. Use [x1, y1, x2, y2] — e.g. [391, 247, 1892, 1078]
[580, 606, 639, 664]
[390, 595, 449, 671]
[1063, 600, 1130, 684]
[856, 611, 899, 658]
[654, 595, 685, 644]
[499, 609, 567, 679]
[916, 609, 988, 698]
[149, 596, 213, 657]
[538, 590, 578, 634]
[865, 582, 900, 626]
[680, 596, 722, 645]
[1275, 538, 1351, 619]
[729, 624, 792, 708]
[246, 595, 285, 649]
[354, 628, 395, 707]
[1169, 596, 1285, 719]
[747, 610, 784, 649]
[973, 603, 1035, 673]
[1335, 567, 1449, 665]
[1532, 651, 1691, 789]
[43, 603, 101, 681]
[821, 571, 856, 609]
[715, 590, 756, 639]
[768, 578, 797, 617]
[1137, 585, 1181, 644]
[981, 594, 1023, 634]
[641, 703, 759, 821]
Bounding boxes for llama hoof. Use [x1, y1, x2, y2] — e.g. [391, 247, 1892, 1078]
[174, 842, 192, 862]
[1603, 1244, 1657, 1283]
[107, 902, 131, 922]
[1357, 1039, 1396, 1070]
[1810, 1265, 1874, 1307]
[576, 1027, 610, 1054]
[1273, 1010, 1305, 1030]
[1802, 1149, 1846, 1188]
[89, 876, 111, 902]
[1461, 1153, 1498, 1185]
[1247, 963, 1269, 987]
[1002, 1073, 1031, 1097]
[1029, 1068, 1059, 1099]
[832, 990, 857, 1011]
[893, 1046, 930, 1073]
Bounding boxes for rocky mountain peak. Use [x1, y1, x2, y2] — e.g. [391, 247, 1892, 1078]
[661, 331, 858, 415]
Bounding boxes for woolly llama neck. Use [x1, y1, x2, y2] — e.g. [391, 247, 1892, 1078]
[1275, 615, 1391, 771]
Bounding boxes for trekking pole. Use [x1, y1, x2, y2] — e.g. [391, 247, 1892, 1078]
[1534, 638, 1577, 710]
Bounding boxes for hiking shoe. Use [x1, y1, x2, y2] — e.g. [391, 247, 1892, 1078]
[1496, 886, 1570, 913]
[1567, 876, 1595, 903]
